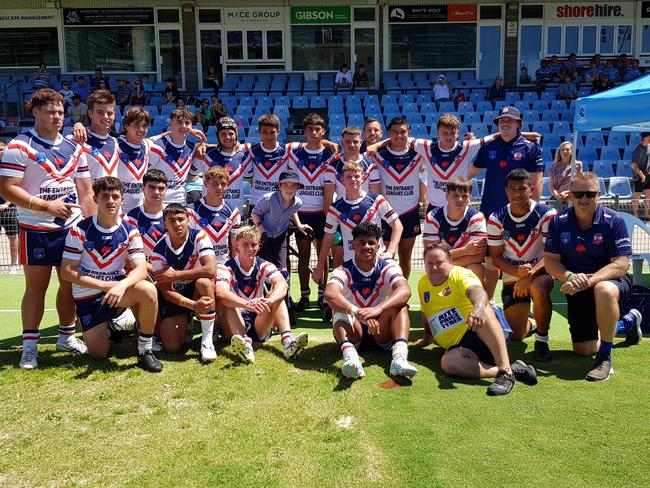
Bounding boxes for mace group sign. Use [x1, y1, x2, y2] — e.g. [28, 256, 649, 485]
[224, 8, 285, 24]
[0, 9, 58, 27]
[291, 7, 351, 24]
[388, 5, 477, 23]
[547, 2, 634, 19]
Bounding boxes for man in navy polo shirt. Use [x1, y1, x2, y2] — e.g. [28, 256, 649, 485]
[545, 172, 642, 382]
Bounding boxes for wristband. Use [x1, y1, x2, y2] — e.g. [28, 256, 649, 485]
[566, 272, 575, 282]
[346, 304, 358, 318]
[29, 196, 49, 212]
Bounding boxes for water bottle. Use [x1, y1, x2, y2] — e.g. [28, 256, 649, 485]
[53, 192, 78, 227]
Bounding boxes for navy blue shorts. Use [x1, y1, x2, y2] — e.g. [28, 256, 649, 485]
[296, 211, 325, 240]
[382, 206, 421, 240]
[75, 293, 125, 332]
[357, 323, 393, 352]
[19, 227, 68, 266]
[159, 282, 196, 320]
[501, 283, 532, 310]
[449, 330, 495, 365]
[241, 310, 271, 342]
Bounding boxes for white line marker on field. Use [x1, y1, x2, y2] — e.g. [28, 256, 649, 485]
[0, 308, 56, 313]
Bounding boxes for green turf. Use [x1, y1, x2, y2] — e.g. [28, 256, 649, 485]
[0, 273, 648, 487]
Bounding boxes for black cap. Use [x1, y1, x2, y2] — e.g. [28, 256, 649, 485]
[641, 132, 650, 138]
[277, 171, 304, 189]
[493, 106, 522, 125]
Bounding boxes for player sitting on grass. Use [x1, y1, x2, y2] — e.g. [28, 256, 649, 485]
[418, 243, 537, 395]
[324, 222, 417, 380]
[215, 225, 308, 364]
[151, 203, 217, 362]
[60, 176, 163, 372]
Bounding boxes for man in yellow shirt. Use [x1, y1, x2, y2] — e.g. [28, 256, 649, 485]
[418, 243, 537, 395]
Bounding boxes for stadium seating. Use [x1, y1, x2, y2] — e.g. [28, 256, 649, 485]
[608, 176, 633, 198]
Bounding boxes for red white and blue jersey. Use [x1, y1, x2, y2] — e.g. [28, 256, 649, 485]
[286, 143, 337, 212]
[423, 205, 487, 248]
[117, 136, 151, 214]
[244, 143, 290, 204]
[372, 146, 423, 215]
[63, 216, 145, 299]
[323, 155, 379, 200]
[412, 138, 488, 207]
[123, 205, 164, 258]
[190, 145, 250, 213]
[325, 193, 398, 261]
[0, 129, 89, 231]
[216, 256, 281, 299]
[148, 136, 199, 205]
[329, 258, 406, 308]
[151, 228, 215, 286]
[487, 201, 557, 283]
[77, 130, 120, 180]
[188, 198, 241, 264]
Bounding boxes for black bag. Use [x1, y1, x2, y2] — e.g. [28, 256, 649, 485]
[621, 285, 650, 333]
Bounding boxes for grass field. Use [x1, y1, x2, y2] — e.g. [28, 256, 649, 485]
[0, 272, 649, 488]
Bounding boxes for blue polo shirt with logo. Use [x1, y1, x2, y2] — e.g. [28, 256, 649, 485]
[474, 134, 543, 218]
[545, 205, 631, 274]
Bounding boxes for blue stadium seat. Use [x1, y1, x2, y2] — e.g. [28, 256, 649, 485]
[629, 133, 641, 146]
[417, 94, 432, 105]
[292, 96, 309, 109]
[421, 102, 437, 115]
[531, 100, 549, 112]
[578, 147, 597, 164]
[623, 145, 635, 161]
[438, 101, 455, 113]
[600, 147, 621, 161]
[607, 131, 627, 148]
[585, 132, 605, 148]
[514, 101, 529, 112]
[347, 114, 365, 127]
[550, 99, 567, 112]
[328, 113, 346, 125]
[523, 92, 538, 104]
[541, 147, 553, 163]
[591, 161, 615, 178]
[541, 110, 558, 123]
[403, 102, 419, 114]
[531, 122, 551, 134]
[542, 133, 561, 149]
[541, 177, 552, 199]
[523, 110, 540, 122]
[383, 73, 399, 90]
[470, 123, 489, 137]
[598, 177, 611, 197]
[411, 123, 428, 138]
[476, 101, 492, 112]
[505, 92, 521, 103]
[615, 160, 631, 177]
[160, 105, 174, 116]
[552, 121, 571, 134]
[608, 176, 633, 198]
[310, 96, 326, 109]
[457, 101, 474, 113]
[463, 112, 482, 125]
[470, 179, 481, 199]
[494, 100, 508, 111]
[399, 94, 416, 106]
[469, 91, 486, 104]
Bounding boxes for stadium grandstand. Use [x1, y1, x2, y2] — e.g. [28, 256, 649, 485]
[1, 1, 650, 271]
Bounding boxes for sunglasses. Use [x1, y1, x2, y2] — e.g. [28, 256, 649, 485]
[571, 191, 598, 199]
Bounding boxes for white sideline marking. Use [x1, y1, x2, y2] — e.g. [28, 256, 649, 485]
[0, 308, 55, 313]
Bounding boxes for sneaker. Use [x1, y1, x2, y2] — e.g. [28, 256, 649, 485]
[511, 359, 538, 385]
[138, 351, 163, 373]
[283, 332, 308, 359]
[56, 335, 88, 355]
[316, 296, 325, 309]
[389, 357, 418, 378]
[293, 296, 309, 312]
[322, 303, 333, 322]
[585, 356, 613, 382]
[19, 344, 38, 370]
[151, 336, 163, 353]
[231, 334, 255, 364]
[342, 359, 365, 379]
[200, 342, 217, 363]
[624, 309, 643, 345]
[487, 369, 515, 396]
[534, 340, 552, 362]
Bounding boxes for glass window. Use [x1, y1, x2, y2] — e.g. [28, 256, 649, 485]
[480, 5, 503, 20]
[159, 30, 182, 85]
[0, 28, 59, 68]
[200, 30, 222, 88]
[521, 5, 543, 19]
[65, 27, 155, 72]
[267, 31, 283, 60]
[227, 31, 243, 60]
[519, 24, 542, 84]
[198, 9, 221, 23]
[291, 26, 351, 71]
[643, 25, 650, 53]
[582, 26, 597, 54]
[617, 25, 632, 53]
[157, 9, 179, 23]
[547, 26, 562, 55]
[565, 26, 579, 54]
[354, 8, 375, 22]
[246, 31, 263, 60]
[389, 24, 476, 69]
[600, 25, 614, 54]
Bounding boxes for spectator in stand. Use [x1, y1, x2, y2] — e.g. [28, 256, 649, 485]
[592, 54, 605, 70]
[630, 131, 650, 219]
[32, 63, 50, 90]
[140, 74, 150, 86]
[175, 98, 186, 109]
[353, 64, 369, 89]
[535, 59, 554, 95]
[204, 66, 220, 93]
[583, 60, 600, 86]
[211, 96, 228, 119]
[59, 80, 75, 110]
[549, 141, 583, 204]
[615, 53, 629, 72]
[164, 78, 179, 105]
[115, 77, 132, 112]
[90, 68, 110, 91]
[557, 73, 578, 102]
[623, 59, 643, 82]
[548, 55, 562, 81]
[130, 78, 148, 106]
[453, 89, 467, 106]
[73, 76, 90, 103]
[604, 60, 620, 84]
[432, 73, 452, 104]
[591, 77, 611, 94]
[92, 79, 109, 95]
[67, 95, 88, 124]
[487, 75, 506, 102]
[562, 53, 580, 80]
[196, 99, 215, 130]
[334, 64, 353, 91]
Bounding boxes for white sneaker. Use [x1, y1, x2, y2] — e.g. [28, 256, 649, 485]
[342, 359, 365, 379]
[201, 342, 217, 363]
[389, 356, 418, 378]
[19, 343, 38, 370]
[151, 336, 163, 353]
[283, 332, 308, 359]
[109, 308, 136, 332]
[56, 335, 88, 355]
[231, 334, 255, 364]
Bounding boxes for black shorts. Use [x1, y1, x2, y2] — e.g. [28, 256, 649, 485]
[19, 227, 68, 266]
[357, 323, 393, 352]
[501, 283, 532, 310]
[566, 274, 633, 343]
[158, 282, 196, 320]
[0, 206, 18, 237]
[75, 293, 125, 332]
[241, 310, 271, 342]
[449, 329, 495, 365]
[296, 211, 325, 240]
[383, 206, 421, 240]
[258, 231, 288, 270]
[633, 178, 650, 192]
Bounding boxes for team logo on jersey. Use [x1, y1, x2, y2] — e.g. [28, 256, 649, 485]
[593, 233, 603, 245]
[513, 152, 523, 161]
[504, 230, 510, 240]
[166, 154, 175, 163]
[340, 214, 348, 222]
[440, 160, 449, 168]
[499, 160, 508, 168]
[33, 248, 45, 260]
[35, 153, 46, 163]
[576, 243, 587, 254]
[489, 151, 497, 160]
[120, 153, 130, 162]
[448, 235, 457, 244]
[243, 285, 253, 294]
[360, 286, 372, 298]
[91, 147, 100, 157]
[351, 214, 362, 223]
[423, 291, 430, 303]
[84, 241, 94, 251]
[516, 233, 526, 243]
[560, 232, 571, 244]
[200, 218, 210, 227]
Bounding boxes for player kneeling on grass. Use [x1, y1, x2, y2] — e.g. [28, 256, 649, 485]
[151, 203, 217, 362]
[214, 225, 308, 364]
[418, 243, 538, 395]
[324, 222, 417, 380]
[60, 176, 163, 372]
